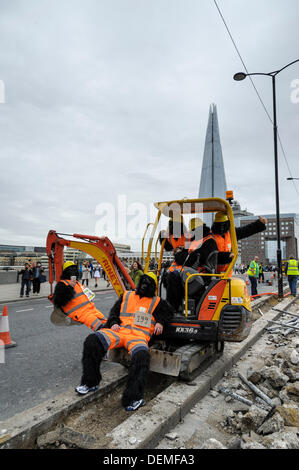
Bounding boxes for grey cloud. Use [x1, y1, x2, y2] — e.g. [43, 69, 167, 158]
[0, 0, 299, 248]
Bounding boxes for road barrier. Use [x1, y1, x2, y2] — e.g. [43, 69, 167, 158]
[0, 305, 16, 348]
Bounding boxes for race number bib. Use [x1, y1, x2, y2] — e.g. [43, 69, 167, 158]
[134, 307, 152, 329]
[82, 287, 95, 301]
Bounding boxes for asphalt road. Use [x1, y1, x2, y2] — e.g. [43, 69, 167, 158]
[0, 277, 282, 422]
[0, 291, 118, 421]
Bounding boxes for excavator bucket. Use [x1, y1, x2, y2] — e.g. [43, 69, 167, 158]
[107, 347, 182, 377]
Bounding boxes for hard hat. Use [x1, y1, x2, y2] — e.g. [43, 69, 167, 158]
[62, 261, 76, 271]
[214, 212, 228, 223]
[189, 217, 203, 231]
[145, 272, 158, 287]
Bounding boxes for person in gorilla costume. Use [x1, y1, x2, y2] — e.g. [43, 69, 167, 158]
[212, 213, 267, 272]
[52, 261, 106, 331]
[75, 273, 173, 411]
[164, 218, 218, 311]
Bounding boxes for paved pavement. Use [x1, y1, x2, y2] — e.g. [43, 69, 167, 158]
[0, 277, 113, 305]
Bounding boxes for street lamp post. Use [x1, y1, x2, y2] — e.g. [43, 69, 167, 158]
[234, 59, 299, 299]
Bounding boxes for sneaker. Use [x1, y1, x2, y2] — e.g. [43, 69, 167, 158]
[125, 399, 146, 412]
[75, 384, 98, 395]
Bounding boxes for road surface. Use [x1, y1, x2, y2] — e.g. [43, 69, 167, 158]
[0, 291, 117, 421]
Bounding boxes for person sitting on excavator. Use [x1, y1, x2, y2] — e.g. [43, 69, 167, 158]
[75, 272, 173, 412]
[52, 261, 106, 331]
[211, 212, 267, 274]
[165, 217, 218, 310]
[159, 214, 187, 253]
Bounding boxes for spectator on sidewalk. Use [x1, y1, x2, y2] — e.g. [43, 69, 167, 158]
[31, 262, 44, 295]
[19, 263, 32, 298]
[93, 263, 101, 288]
[82, 261, 91, 286]
[129, 261, 144, 287]
[79, 263, 83, 280]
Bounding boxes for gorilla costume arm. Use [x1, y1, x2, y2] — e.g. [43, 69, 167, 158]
[53, 282, 75, 308]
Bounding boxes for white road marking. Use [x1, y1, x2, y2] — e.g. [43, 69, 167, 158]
[16, 308, 34, 312]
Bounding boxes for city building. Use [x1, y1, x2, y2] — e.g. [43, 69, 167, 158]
[231, 200, 254, 228]
[239, 213, 299, 265]
[198, 103, 227, 227]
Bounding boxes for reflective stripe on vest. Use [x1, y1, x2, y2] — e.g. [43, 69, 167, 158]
[168, 261, 183, 273]
[188, 234, 215, 253]
[61, 280, 104, 331]
[287, 259, 299, 276]
[214, 232, 232, 273]
[214, 232, 231, 252]
[168, 234, 186, 250]
[119, 291, 160, 337]
[247, 261, 258, 277]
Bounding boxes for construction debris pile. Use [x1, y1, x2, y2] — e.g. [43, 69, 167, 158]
[216, 320, 299, 449]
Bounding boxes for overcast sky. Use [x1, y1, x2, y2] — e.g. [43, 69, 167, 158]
[1, 0, 299, 250]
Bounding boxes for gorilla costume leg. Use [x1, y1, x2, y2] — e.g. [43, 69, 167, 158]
[121, 349, 150, 408]
[80, 333, 106, 388]
[166, 271, 184, 311]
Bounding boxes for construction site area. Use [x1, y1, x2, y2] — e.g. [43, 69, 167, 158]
[1, 198, 299, 452]
[0, 291, 298, 451]
[1, 0, 299, 459]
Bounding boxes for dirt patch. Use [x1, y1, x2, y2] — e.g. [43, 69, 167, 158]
[38, 372, 174, 448]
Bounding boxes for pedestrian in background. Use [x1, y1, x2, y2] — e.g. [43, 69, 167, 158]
[247, 256, 259, 296]
[258, 263, 264, 284]
[81, 261, 91, 286]
[19, 262, 32, 298]
[129, 261, 144, 287]
[32, 261, 44, 294]
[79, 263, 83, 280]
[94, 263, 101, 288]
[285, 255, 299, 297]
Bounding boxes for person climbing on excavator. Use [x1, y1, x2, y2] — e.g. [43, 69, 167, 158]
[75, 272, 174, 411]
[212, 212, 267, 274]
[159, 214, 187, 252]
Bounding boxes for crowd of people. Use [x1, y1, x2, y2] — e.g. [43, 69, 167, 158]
[234, 264, 278, 275]
[75, 258, 151, 289]
[18, 261, 45, 298]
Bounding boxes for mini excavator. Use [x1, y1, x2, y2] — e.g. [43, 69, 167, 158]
[46, 195, 252, 381]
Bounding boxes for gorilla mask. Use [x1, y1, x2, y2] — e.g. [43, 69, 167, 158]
[136, 274, 156, 298]
[212, 220, 230, 236]
[61, 265, 79, 280]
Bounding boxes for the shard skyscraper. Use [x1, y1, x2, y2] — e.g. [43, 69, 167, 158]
[198, 103, 227, 227]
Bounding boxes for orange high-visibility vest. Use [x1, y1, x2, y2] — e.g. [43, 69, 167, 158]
[168, 234, 186, 250]
[188, 234, 215, 253]
[119, 291, 160, 338]
[61, 280, 106, 331]
[188, 234, 216, 273]
[214, 232, 232, 273]
[168, 261, 184, 273]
